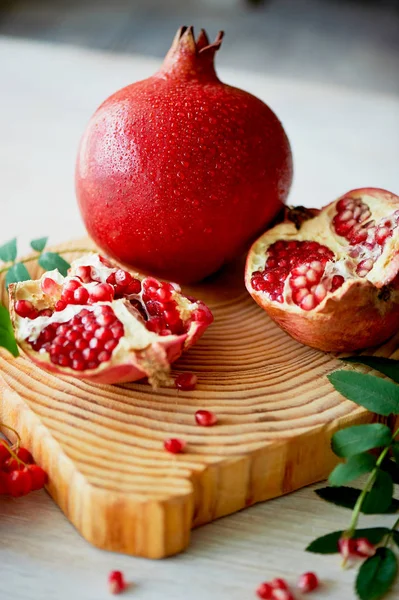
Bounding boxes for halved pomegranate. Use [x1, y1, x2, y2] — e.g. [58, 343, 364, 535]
[9, 254, 213, 386]
[245, 188, 399, 352]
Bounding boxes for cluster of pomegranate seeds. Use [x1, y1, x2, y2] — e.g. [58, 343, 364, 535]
[195, 409, 217, 426]
[29, 305, 124, 371]
[0, 439, 47, 497]
[108, 571, 126, 595]
[333, 197, 399, 277]
[14, 300, 52, 320]
[175, 372, 197, 391]
[141, 278, 186, 336]
[338, 536, 376, 562]
[106, 269, 142, 298]
[257, 574, 319, 599]
[251, 240, 343, 311]
[164, 438, 186, 454]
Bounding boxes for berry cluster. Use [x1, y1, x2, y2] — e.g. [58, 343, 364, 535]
[257, 574, 319, 599]
[0, 438, 47, 497]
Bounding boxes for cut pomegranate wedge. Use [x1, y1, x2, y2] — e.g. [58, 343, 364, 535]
[245, 188, 399, 352]
[9, 254, 213, 386]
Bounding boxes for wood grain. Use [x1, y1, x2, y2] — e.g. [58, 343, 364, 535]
[0, 241, 397, 558]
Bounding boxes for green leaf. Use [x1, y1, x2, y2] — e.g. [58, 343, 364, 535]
[363, 470, 393, 514]
[393, 531, 399, 549]
[342, 356, 399, 384]
[30, 237, 48, 253]
[306, 528, 390, 554]
[332, 424, 392, 458]
[5, 263, 31, 288]
[38, 252, 70, 276]
[329, 454, 376, 487]
[0, 304, 19, 357]
[392, 442, 399, 467]
[380, 458, 399, 485]
[328, 371, 399, 416]
[356, 547, 397, 600]
[315, 486, 399, 513]
[0, 238, 17, 263]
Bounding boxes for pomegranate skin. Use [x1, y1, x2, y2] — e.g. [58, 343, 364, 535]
[245, 188, 399, 352]
[76, 27, 292, 283]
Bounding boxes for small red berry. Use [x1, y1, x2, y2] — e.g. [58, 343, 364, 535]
[354, 538, 376, 558]
[108, 570, 126, 595]
[73, 286, 89, 304]
[6, 467, 32, 497]
[0, 471, 7, 494]
[15, 299, 36, 318]
[175, 372, 197, 391]
[28, 465, 48, 490]
[3, 457, 19, 472]
[0, 439, 10, 464]
[90, 283, 114, 303]
[195, 410, 218, 427]
[256, 582, 273, 599]
[16, 447, 34, 464]
[297, 572, 319, 593]
[164, 438, 186, 454]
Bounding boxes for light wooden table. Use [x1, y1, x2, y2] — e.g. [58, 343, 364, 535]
[0, 36, 399, 600]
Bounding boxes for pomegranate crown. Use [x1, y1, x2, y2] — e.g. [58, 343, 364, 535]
[159, 26, 224, 80]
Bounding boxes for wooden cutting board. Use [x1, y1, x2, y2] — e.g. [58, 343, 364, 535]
[0, 242, 397, 558]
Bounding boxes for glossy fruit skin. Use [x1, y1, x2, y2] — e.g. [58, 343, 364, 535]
[76, 27, 292, 283]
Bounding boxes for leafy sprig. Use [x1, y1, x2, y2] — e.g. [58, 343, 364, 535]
[308, 356, 399, 600]
[0, 236, 90, 357]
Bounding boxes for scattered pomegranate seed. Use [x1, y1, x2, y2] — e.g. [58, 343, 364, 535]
[195, 410, 217, 427]
[256, 582, 274, 599]
[354, 538, 376, 558]
[338, 536, 358, 561]
[108, 570, 126, 595]
[175, 372, 198, 391]
[272, 591, 295, 600]
[297, 572, 319, 593]
[164, 438, 186, 454]
[271, 578, 289, 591]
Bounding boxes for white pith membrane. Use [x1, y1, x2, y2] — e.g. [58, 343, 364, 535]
[10, 253, 211, 386]
[248, 191, 399, 313]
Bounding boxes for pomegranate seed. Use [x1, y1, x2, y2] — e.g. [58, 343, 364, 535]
[95, 327, 114, 342]
[114, 269, 133, 288]
[175, 373, 197, 391]
[338, 537, 358, 561]
[164, 438, 185, 454]
[272, 592, 295, 600]
[354, 538, 376, 558]
[3, 457, 19, 472]
[146, 316, 166, 334]
[6, 467, 32, 497]
[28, 464, 48, 490]
[73, 286, 89, 304]
[256, 583, 274, 599]
[41, 277, 59, 295]
[90, 283, 114, 302]
[75, 265, 93, 283]
[195, 410, 217, 426]
[271, 579, 289, 591]
[98, 351, 111, 363]
[297, 572, 319, 593]
[125, 278, 142, 295]
[14, 300, 36, 318]
[63, 279, 81, 292]
[108, 571, 126, 595]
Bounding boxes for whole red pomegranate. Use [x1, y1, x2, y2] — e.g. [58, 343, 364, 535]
[245, 188, 399, 352]
[76, 26, 292, 283]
